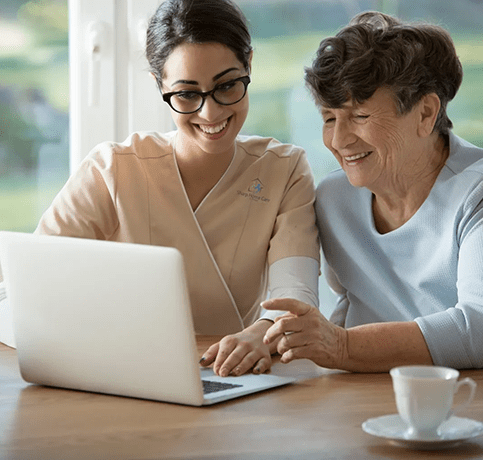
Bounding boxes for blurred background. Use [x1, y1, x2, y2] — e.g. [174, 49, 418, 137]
[0, 0, 68, 232]
[2, 0, 482, 314]
[1, 0, 482, 228]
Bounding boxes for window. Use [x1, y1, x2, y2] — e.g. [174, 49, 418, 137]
[0, 0, 69, 232]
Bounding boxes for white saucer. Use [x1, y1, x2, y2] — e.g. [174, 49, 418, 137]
[362, 414, 483, 450]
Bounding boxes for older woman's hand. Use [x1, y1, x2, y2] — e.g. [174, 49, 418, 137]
[263, 298, 435, 372]
[262, 298, 347, 369]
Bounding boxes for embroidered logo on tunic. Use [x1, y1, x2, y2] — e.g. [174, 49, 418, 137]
[248, 179, 263, 194]
[237, 178, 271, 203]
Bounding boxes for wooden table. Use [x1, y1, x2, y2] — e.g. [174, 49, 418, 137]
[2, 338, 483, 460]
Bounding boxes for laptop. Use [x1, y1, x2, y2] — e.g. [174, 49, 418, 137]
[0, 231, 296, 406]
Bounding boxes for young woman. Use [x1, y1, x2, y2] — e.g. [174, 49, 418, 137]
[2, 0, 320, 376]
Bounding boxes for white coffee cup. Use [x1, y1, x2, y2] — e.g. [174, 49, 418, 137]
[390, 365, 476, 440]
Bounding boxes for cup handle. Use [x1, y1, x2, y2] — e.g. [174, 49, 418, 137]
[452, 377, 477, 416]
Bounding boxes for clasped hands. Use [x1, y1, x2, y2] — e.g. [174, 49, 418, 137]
[200, 298, 347, 376]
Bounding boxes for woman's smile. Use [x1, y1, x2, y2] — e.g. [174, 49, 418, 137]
[344, 151, 372, 165]
[196, 117, 230, 139]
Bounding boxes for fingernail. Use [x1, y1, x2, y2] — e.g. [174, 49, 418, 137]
[254, 367, 261, 373]
[199, 357, 206, 364]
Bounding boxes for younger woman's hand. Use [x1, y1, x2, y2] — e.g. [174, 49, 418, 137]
[199, 320, 275, 377]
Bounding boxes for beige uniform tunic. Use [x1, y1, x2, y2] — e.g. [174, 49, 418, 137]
[34, 131, 319, 334]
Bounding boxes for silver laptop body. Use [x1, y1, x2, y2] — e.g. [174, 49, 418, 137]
[0, 231, 295, 405]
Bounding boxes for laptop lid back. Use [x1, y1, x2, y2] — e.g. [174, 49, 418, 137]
[0, 232, 205, 406]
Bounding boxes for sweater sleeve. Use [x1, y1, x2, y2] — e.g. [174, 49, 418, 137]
[415, 197, 483, 369]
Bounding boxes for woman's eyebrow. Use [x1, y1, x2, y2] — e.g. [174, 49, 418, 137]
[170, 68, 240, 87]
[213, 67, 240, 81]
[171, 79, 198, 86]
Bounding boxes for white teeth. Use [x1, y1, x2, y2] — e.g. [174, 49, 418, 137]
[346, 151, 371, 161]
[198, 119, 228, 134]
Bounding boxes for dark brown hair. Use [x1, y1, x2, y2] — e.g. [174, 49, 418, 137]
[146, 0, 252, 84]
[305, 11, 463, 135]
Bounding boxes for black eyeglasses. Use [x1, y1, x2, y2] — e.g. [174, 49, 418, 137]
[162, 76, 251, 114]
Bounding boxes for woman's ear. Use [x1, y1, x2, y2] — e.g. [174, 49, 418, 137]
[418, 93, 441, 137]
[248, 50, 253, 74]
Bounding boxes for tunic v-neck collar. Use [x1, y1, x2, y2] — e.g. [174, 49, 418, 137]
[171, 134, 238, 215]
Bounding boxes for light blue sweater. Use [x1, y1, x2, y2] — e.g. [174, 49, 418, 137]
[316, 133, 483, 369]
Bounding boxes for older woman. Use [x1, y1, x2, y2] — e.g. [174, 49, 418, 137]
[264, 11, 483, 371]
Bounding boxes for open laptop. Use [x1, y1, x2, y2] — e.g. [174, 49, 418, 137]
[0, 231, 296, 406]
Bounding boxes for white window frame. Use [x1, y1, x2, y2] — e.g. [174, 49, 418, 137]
[69, 0, 173, 173]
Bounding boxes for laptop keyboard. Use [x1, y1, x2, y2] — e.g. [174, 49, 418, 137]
[202, 379, 243, 394]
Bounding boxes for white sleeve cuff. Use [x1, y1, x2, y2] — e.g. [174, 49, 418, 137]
[259, 256, 319, 322]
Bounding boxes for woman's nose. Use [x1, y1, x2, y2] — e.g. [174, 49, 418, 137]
[331, 119, 357, 150]
[198, 95, 224, 121]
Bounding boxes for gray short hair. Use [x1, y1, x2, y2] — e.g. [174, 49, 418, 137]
[305, 12, 463, 136]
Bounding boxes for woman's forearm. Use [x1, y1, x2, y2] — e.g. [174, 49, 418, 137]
[341, 321, 433, 372]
